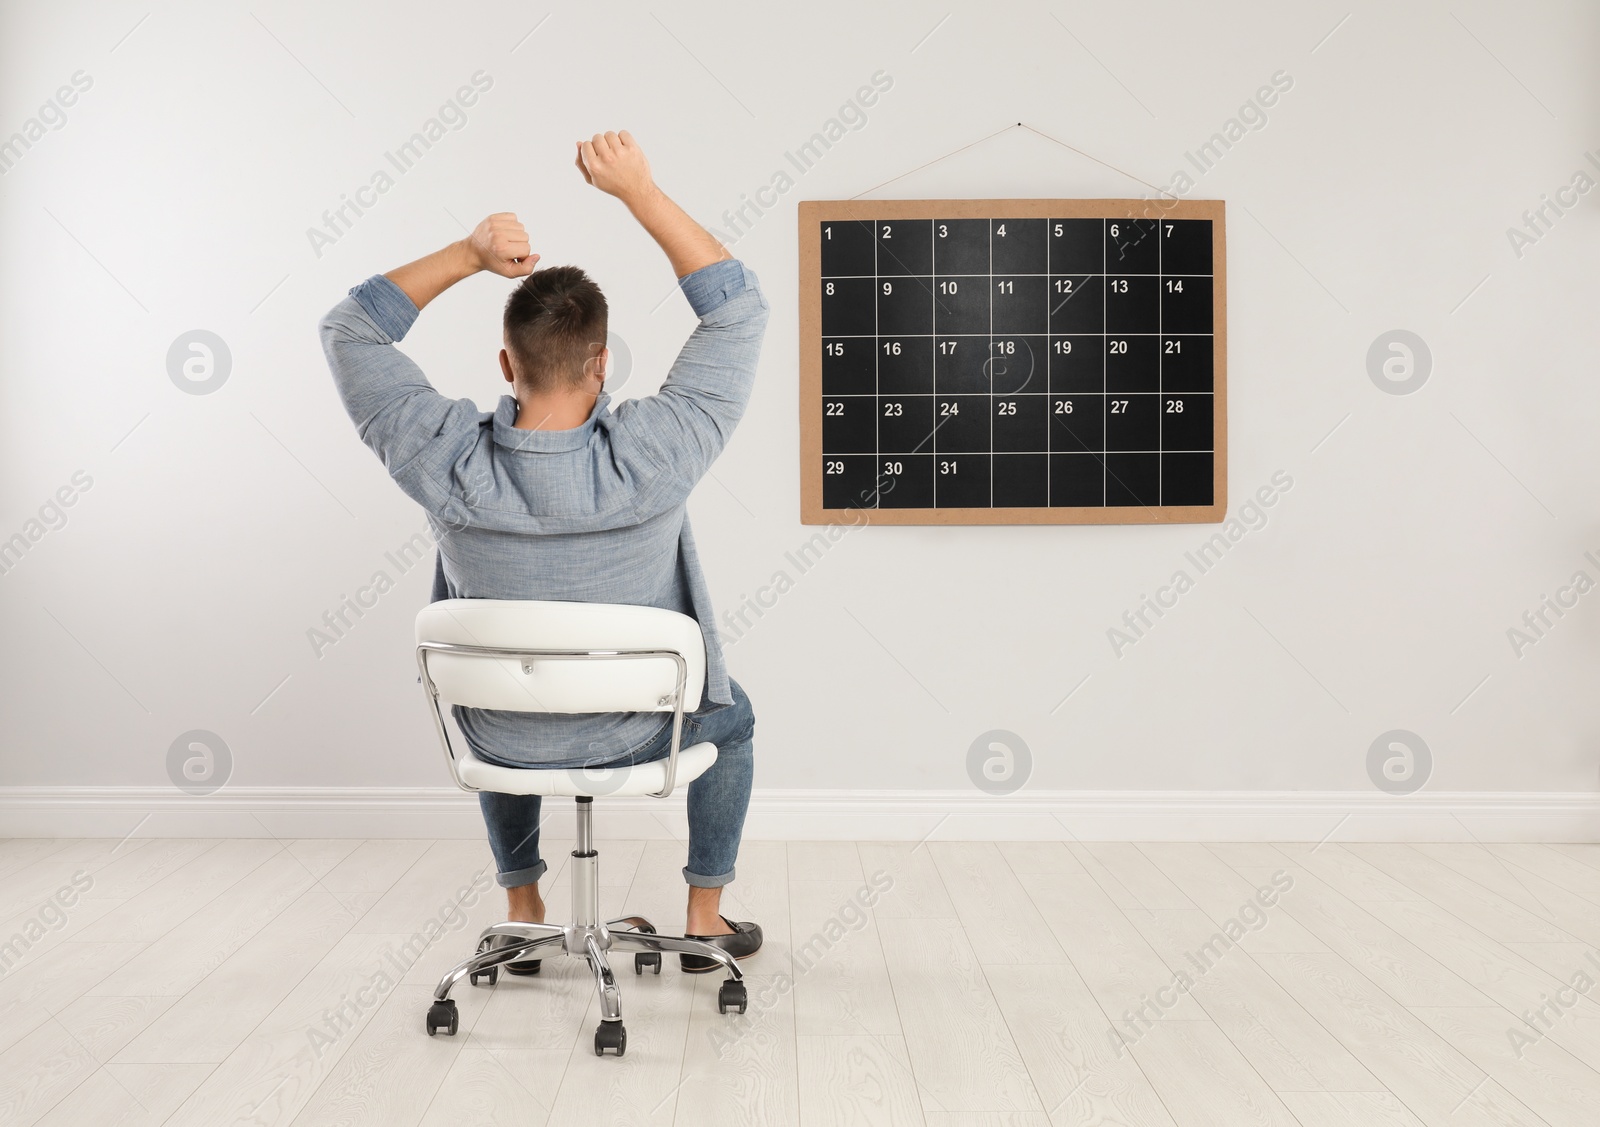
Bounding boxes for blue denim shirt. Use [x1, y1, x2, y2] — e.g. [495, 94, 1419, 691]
[319, 257, 769, 767]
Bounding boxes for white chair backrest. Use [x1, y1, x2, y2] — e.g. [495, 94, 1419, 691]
[416, 600, 706, 715]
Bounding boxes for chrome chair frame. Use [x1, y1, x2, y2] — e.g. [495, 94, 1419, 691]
[416, 639, 746, 1052]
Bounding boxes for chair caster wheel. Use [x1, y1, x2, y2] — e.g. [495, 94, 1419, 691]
[718, 979, 748, 1014]
[635, 952, 661, 975]
[426, 999, 459, 1036]
[594, 1020, 627, 1056]
[470, 936, 500, 986]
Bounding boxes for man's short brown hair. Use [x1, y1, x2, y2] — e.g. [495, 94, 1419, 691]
[503, 265, 608, 392]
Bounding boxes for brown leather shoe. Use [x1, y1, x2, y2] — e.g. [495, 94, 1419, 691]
[679, 916, 763, 973]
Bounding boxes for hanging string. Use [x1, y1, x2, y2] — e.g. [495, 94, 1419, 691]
[849, 123, 1019, 199]
[1016, 122, 1177, 201]
[850, 120, 1177, 202]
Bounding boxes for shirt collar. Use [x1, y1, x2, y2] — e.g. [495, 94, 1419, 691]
[491, 392, 612, 452]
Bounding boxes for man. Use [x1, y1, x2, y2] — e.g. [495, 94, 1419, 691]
[319, 131, 769, 972]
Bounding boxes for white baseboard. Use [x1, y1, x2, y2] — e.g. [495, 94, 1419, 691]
[1, 787, 1596, 842]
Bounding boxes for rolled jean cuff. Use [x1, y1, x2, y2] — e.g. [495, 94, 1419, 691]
[496, 859, 548, 889]
[683, 864, 736, 888]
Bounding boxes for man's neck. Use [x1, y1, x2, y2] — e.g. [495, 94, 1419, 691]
[513, 390, 600, 431]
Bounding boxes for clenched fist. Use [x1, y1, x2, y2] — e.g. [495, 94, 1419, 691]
[575, 131, 654, 205]
[466, 213, 537, 278]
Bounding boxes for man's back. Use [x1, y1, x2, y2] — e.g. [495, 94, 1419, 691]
[320, 230, 768, 768]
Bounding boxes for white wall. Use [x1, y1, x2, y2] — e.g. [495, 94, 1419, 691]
[2, 0, 1598, 836]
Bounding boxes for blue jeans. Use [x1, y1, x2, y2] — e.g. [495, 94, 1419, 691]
[477, 679, 755, 890]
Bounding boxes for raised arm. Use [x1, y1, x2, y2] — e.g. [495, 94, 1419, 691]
[384, 213, 537, 309]
[575, 131, 768, 514]
[319, 214, 537, 515]
[575, 131, 728, 278]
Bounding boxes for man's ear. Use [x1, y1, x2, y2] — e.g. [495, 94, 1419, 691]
[583, 344, 609, 387]
[499, 348, 514, 384]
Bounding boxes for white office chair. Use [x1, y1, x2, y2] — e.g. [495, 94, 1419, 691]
[415, 598, 748, 1057]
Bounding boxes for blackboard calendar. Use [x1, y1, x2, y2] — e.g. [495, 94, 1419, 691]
[798, 199, 1227, 525]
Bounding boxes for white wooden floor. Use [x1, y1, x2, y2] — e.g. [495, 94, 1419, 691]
[2, 835, 1598, 1126]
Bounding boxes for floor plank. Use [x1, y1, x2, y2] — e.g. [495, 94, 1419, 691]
[876, 917, 1040, 1113]
[53, 994, 178, 1064]
[2, 834, 1596, 1125]
[351, 840, 498, 935]
[290, 983, 475, 1127]
[74, 838, 284, 944]
[1412, 844, 1584, 922]
[0, 1010, 101, 1126]
[1252, 951, 1550, 1127]
[0, 890, 127, 981]
[797, 1034, 925, 1127]
[1136, 843, 1327, 953]
[540, 950, 694, 1127]
[30, 1062, 212, 1127]
[1545, 843, 1600, 874]
[83, 848, 326, 998]
[1277, 1091, 1429, 1126]
[1360, 897, 1600, 1064]
[789, 878, 903, 1037]
[1272, 842, 1426, 903]
[1015, 863, 1208, 1023]
[929, 842, 1068, 965]
[75, 838, 220, 902]
[0, 940, 149, 1056]
[1344, 845, 1578, 946]
[1490, 844, 1600, 912]
[113, 887, 365, 1064]
[416, 1046, 568, 1127]
[1230, 866, 1496, 1007]
[1410, 1005, 1599, 1127]
[676, 972, 800, 1127]
[0, 840, 85, 883]
[1127, 1018, 1302, 1127]
[993, 841, 1077, 877]
[1083, 843, 1196, 911]
[983, 961, 1178, 1126]
[787, 841, 865, 881]
[1124, 907, 1383, 1092]
[160, 929, 487, 1127]
[859, 843, 958, 919]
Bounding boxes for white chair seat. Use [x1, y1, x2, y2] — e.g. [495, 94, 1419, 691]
[452, 741, 720, 797]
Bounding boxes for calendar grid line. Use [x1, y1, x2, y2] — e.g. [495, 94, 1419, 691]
[820, 272, 1211, 279]
[825, 450, 1219, 456]
[824, 394, 1218, 397]
[931, 219, 939, 506]
[818, 215, 1216, 511]
[820, 333, 1215, 338]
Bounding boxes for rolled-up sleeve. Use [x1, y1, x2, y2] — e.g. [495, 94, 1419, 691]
[318, 274, 480, 514]
[613, 258, 770, 514]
